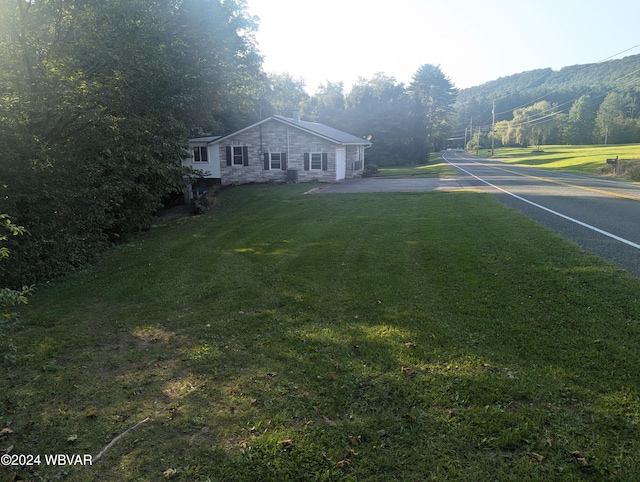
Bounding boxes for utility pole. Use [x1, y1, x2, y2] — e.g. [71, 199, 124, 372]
[491, 100, 495, 157]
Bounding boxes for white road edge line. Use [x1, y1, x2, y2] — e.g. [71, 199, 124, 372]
[443, 155, 640, 250]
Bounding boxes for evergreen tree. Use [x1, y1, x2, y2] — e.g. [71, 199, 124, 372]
[409, 65, 457, 162]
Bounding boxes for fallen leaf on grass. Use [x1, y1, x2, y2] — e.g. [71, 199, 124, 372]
[85, 409, 98, 418]
[336, 459, 351, 468]
[527, 452, 544, 462]
[67, 434, 78, 442]
[0, 428, 13, 436]
[163, 468, 177, 478]
[278, 439, 293, 449]
[400, 366, 415, 376]
[348, 435, 361, 446]
[570, 450, 589, 466]
[323, 416, 337, 427]
[404, 413, 416, 423]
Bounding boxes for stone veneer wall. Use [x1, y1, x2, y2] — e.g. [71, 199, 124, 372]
[217, 119, 364, 185]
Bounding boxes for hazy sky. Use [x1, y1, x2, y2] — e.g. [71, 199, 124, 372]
[245, 0, 640, 93]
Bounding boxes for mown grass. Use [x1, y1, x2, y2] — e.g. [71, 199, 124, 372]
[3, 183, 640, 480]
[377, 153, 457, 178]
[489, 144, 640, 176]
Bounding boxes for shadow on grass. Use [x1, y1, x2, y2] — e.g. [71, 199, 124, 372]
[4, 187, 640, 480]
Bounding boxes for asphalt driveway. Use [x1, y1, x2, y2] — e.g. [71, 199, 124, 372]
[307, 176, 465, 194]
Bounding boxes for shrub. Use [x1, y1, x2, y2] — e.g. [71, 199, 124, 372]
[626, 163, 640, 181]
[362, 164, 379, 178]
[0, 215, 33, 363]
[193, 188, 221, 214]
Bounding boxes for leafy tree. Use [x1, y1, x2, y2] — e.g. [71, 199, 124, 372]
[172, 0, 266, 134]
[302, 81, 345, 126]
[594, 92, 639, 144]
[504, 101, 557, 147]
[408, 65, 457, 162]
[561, 95, 596, 144]
[494, 120, 511, 147]
[266, 73, 309, 117]
[344, 74, 412, 166]
[0, 0, 265, 286]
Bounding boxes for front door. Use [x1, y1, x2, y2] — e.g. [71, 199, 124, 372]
[336, 147, 346, 180]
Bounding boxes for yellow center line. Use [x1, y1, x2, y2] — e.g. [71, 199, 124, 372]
[465, 157, 640, 202]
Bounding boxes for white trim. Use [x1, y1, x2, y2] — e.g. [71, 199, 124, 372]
[310, 152, 323, 171]
[269, 152, 282, 170]
[232, 145, 245, 166]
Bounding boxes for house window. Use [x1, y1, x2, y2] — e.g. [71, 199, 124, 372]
[193, 146, 208, 162]
[270, 152, 282, 170]
[304, 152, 327, 171]
[226, 146, 249, 166]
[232, 146, 245, 166]
[310, 152, 322, 170]
[262, 152, 287, 170]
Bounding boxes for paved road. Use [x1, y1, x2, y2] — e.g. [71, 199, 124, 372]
[442, 151, 640, 277]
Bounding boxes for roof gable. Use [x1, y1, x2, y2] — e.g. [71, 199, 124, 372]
[206, 116, 371, 146]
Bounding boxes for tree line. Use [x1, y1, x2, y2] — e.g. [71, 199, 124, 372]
[268, 67, 457, 167]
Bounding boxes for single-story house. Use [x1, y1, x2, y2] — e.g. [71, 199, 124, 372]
[183, 112, 372, 202]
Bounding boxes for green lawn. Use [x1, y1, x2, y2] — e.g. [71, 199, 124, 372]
[488, 144, 640, 176]
[377, 153, 457, 178]
[4, 184, 640, 480]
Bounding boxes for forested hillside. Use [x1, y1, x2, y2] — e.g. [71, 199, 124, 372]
[453, 54, 640, 148]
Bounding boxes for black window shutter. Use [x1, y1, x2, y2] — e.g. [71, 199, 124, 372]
[281, 153, 287, 170]
[322, 152, 328, 171]
[304, 152, 309, 170]
[263, 153, 269, 170]
[242, 146, 249, 166]
[225, 146, 232, 166]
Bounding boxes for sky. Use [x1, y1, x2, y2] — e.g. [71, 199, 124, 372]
[245, 0, 640, 94]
